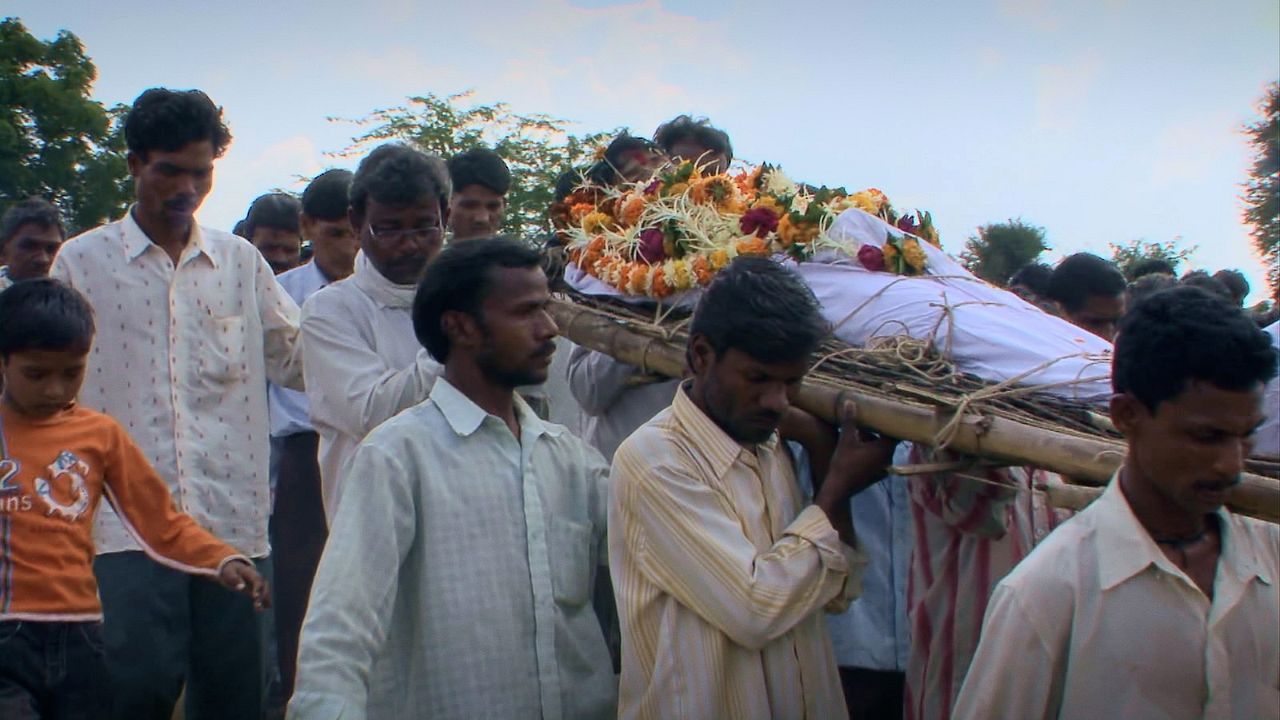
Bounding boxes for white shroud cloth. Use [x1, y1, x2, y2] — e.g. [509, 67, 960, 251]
[565, 209, 1113, 403]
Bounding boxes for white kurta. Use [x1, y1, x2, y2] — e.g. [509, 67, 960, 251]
[954, 479, 1280, 720]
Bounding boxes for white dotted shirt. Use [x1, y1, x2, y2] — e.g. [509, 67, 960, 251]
[52, 208, 304, 557]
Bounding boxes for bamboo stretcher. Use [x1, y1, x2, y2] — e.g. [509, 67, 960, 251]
[549, 295, 1280, 524]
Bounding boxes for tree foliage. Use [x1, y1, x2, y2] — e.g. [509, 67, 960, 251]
[0, 18, 131, 236]
[333, 91, 614, 240]
[1243, 81, 1278, 295]
[1108, 238, 1197, 280]
[960, 218, 1050, 286]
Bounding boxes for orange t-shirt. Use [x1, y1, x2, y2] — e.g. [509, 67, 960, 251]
[0, 403, 246, 620]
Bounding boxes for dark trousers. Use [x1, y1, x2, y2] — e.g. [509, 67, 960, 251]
[93, 551, 271, 720]
[840, 666, 906, 720]
[267, 431, 328, 702]
[0, 621, 110, 720]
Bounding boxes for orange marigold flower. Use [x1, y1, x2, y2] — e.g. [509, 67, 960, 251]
[710, 249, 730, 270]
[735, 236, 770, 256]
[691, 255, 714, 285]
[570, 202, 595, 223]
[650, 267, 673, 298]
[619, 195, 647, 226]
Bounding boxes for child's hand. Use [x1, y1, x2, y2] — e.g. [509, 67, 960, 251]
[218, 559, 270, 610]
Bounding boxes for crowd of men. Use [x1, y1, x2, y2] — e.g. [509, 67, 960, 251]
[0, 86, 1277, 720]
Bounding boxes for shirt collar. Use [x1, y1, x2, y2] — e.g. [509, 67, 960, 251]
[430, 377, 562, 440]
[121, 206, 217, 268]
[670, 381, 779, 481]
[1094, 473, 1271, 591]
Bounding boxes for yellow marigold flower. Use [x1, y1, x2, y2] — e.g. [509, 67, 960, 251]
[627, 263, 648, 295]
[710, 249, 730, 270]
[664, 182, 690, 197]
[752, 195, 786, 217]
[883, 242, 900, 263]
[902, 238, 927, 272]
[581, 211, 612, 234]
[849, 191, 883, 214]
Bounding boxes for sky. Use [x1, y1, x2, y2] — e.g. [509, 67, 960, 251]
[10, 0, 1279, 301]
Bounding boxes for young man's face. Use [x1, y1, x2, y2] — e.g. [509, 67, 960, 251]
[449, 185, 507, 242]
[1065, 293, 1125, 342]
[251, 226, 302, 275]
[352, 195, 447, 285]
[617, 149, 668, 184]
[470, 265, 558, 388]
[1113, 379, 1265, 517]
[0, 348, 89, 419]
[128, 140, 216, 230]
[1, 223, 63, 280]
[667, 139, 729, 175]
[690, 340, 807, 444]
[301, 214, 358, 280]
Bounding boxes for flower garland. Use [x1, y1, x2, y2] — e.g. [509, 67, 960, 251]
[558, 161, 941, 298]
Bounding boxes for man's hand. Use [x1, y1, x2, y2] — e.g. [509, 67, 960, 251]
[219, 559, 270, 611]
[814, 400, 899, 543]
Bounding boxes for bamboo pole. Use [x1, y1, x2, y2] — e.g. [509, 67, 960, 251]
[550, 298, 1280, 523]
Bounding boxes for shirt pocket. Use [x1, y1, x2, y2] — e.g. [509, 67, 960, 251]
[199, 313, 249, 383]
[548, 516, 593, 606]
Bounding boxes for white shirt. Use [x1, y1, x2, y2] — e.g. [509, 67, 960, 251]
[289, 378, 616, 720]
[954, 479, 1280, 720]
[269, 261, 331, 438]
[566, 346, 680, 461]
[1256, 322, 1279, 457]
[300, 253, 441, 519]
[51, 209, 303, 558]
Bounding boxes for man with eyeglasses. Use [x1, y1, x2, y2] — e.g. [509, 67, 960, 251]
[299, 144, 447, 520]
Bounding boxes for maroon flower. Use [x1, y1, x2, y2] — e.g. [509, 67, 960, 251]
[895, 214, 920, 236]
[857, 244, 885, 272]
[638, 228, 666, 263]
[739, 207, 780, 238]
[644, 178, 662, 196]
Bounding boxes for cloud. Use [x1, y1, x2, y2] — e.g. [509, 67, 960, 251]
[997, 0, 1064, 31]
[200, 135, 329, 231]
[1033, 52, 1102, 131]
[1148, 111, 1241, 185]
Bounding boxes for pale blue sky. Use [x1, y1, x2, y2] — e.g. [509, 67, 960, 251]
[11, 0, 1279, 299]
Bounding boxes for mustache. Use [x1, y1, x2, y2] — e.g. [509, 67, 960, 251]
[1192, 477, 1241, 493]
[533, 341, 556, 358]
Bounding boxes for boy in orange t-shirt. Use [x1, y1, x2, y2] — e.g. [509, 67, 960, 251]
[0, 278, 268, 719]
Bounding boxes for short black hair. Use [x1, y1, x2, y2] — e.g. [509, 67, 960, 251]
[1128, 257, 1177, 281]
[302, 169, 354, 221]
[1, 197, 65, 250]
[1047, 253, 1126, 312]
[244, 193, 301, 237]
[1179, 270, 1232, 301]
[0, 278, 95, 356]
[690, 256, 828, 364]
[125, 88, 232, 160]
[1114, 286, 1277, 411]
[653, 114, 733, 165]
[1008, 262, 1053, 297]
[1213, 269, 1249, 304]
[447, 148, 511, 196]
[412, 236, 542, 363]
[349, 143, 451, 220]
[1127, 272, 1178, 305]
[587, 133, 661, 186]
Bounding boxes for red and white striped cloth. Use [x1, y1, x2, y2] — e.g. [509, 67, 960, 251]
[904, 445, 1072, 720]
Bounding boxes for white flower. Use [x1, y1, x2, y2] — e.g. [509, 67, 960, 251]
[762, 168, 797, 197]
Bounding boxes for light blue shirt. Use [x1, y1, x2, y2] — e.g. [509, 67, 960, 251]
[826, 445, 913, 671]
[289, 378, 617, 720]
[268, 261, 330, 437]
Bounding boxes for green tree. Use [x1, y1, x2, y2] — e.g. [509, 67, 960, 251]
[1243, 81, 1278, 295]
[960, 218, 1050, 286]
[333, 91, 614, 239]
[1108, 238, 1197, 280]
[0, 18, 131, 235]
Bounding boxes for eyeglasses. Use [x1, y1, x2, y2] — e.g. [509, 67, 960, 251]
[366, 225, 443, 243]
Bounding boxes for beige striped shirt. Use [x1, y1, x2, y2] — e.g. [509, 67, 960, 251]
[609, 383, 864, 720]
